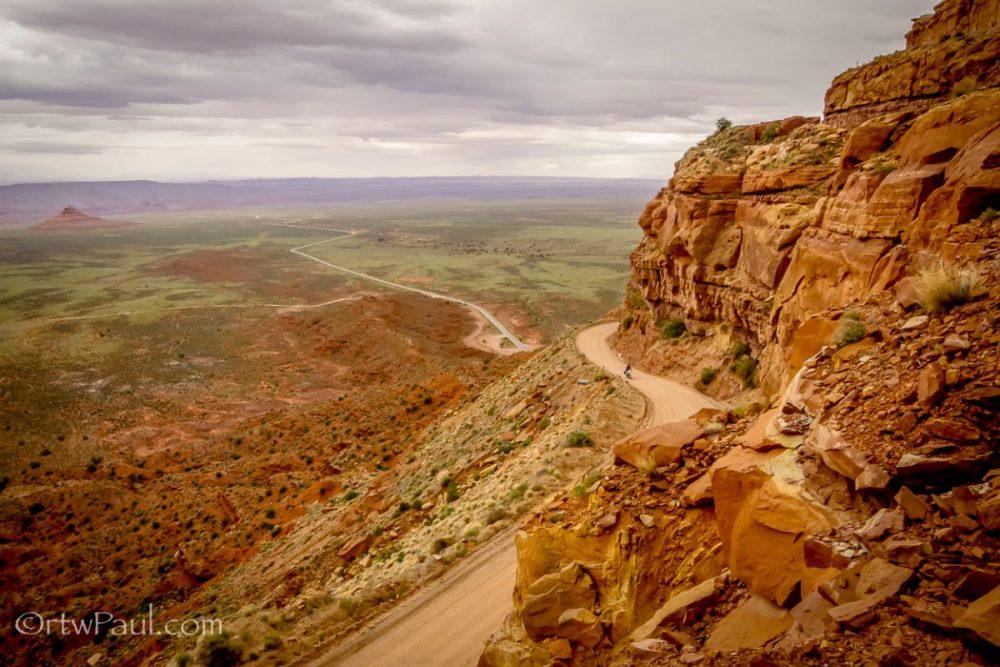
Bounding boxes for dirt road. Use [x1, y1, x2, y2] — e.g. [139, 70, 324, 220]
[276, 223, 534, 354]
[311, 527, 519, 667]
[312, 322, 724, 666]
[575, 321, 726, 424]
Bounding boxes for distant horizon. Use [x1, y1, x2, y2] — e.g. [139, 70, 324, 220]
[0, 174, 663, 188]
[0, 173, 663, 222]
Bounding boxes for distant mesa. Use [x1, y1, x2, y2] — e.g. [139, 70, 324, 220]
[32, 205, 134, 231]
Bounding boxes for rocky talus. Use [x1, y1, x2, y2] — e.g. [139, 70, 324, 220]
[482, 1, 1000, 664]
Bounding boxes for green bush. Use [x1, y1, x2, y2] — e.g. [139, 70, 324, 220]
[445, 480, 460, 503]
[622, 314, 635, 330]
[716, 117, 733, 132]
[833, 316, 867, 348]
[700, 367, 719, 385]
[625, 288, 646, 309]
[916, 263, 982, 313]
[979, 207, 998, 222]
[760, 122, 779, 143]
[730, 355, 758, 388]
[199, 633, 242, 667]
[658, 317, 686, 339]
[729, 341, 750, 358]
[565, 431, 593, 447]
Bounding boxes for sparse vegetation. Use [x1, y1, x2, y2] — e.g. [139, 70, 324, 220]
[658, 316, 686, 339]
[625, 288, 647, 309]
[699, 367, 719, 385]
[730, 355, 758, 388]
[622, 314, 635, 330]
[833, 312, 867, 348]
[760, 122, 779, 143]
[729, 341, 750, 358]
[716, 117, 733, 132]
[565, 431, 593, 447]
[916, 263, 982, 313]
[199, 632, 243, 667]
[572, 471, 602, 498]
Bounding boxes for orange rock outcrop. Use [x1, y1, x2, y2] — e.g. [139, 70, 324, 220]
[624, 0, 999, 395]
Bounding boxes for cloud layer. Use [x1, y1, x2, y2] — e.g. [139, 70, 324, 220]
[0, 0, 935, 182]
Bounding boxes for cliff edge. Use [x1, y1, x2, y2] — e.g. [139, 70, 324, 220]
[483, 1, 999, 664]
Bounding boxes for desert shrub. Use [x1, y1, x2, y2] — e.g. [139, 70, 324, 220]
[174, 653, 193, 667]
[872, 162, 897, 177]
[199, 632, 243, 667]
[716, 117, 733, 132]
[445, 480, 460, 503]
[633, 453, 658, 476]
[978, 207, 998, 222]
[28, 502, 44, 515]
[263, 633, 282, 651]
[833, 315, 867, 348]
[539, 416, 551, 430]
[917, 264, 982, 313]
[730, 355, 758, 388]
[729, 341, 750, 358]
[431, 536, 452, 554]
[658, 317, 686, 339]
[700, 367, 719, 385]
[463, 524, 481, 539]
[594, 371, 609, 382]
[572, 471, 602, 497]
[485, 506, 508, 525]
[565, 431, 593, 447]
[342, 490, 359, 502]
[508, 483, 528, 502]
[622, 314, 635, 330]
[625, 288, 646, 309]
[760, 122, 779, 143]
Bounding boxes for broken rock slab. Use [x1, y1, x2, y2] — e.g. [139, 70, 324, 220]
[703, 595, 793, 654]
[954, 585, 1000, 648]
[628, 574, 725, 642]
[520, 562, 597, 640]
[855, 508, 905, 542]
[612, 418, 703, 471]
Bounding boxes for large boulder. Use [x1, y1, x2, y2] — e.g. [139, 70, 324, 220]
[612, 419, 703, 472]
[712, 447, 837, 605]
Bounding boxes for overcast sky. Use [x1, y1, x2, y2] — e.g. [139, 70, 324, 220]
[0, 0, 935, 184]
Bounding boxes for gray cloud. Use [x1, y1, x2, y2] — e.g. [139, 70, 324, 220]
[0, 0, 937, 182]
[4, 139, 103, 154]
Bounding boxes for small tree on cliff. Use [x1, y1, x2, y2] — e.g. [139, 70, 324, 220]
[715, 117, 733, 133]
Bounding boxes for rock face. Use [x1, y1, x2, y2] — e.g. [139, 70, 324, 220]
[482, 2, 999, 665]
[621, 0, 1000, 395]
[32, 205, 133, 231]
[825, 0, 1000, 128]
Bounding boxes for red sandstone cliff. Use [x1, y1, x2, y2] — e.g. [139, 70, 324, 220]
[482, 1, 1000, 664]
[620, 0, 999, 396]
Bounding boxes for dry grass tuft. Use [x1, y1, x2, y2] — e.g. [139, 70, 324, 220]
[916, 264, 982, 313]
